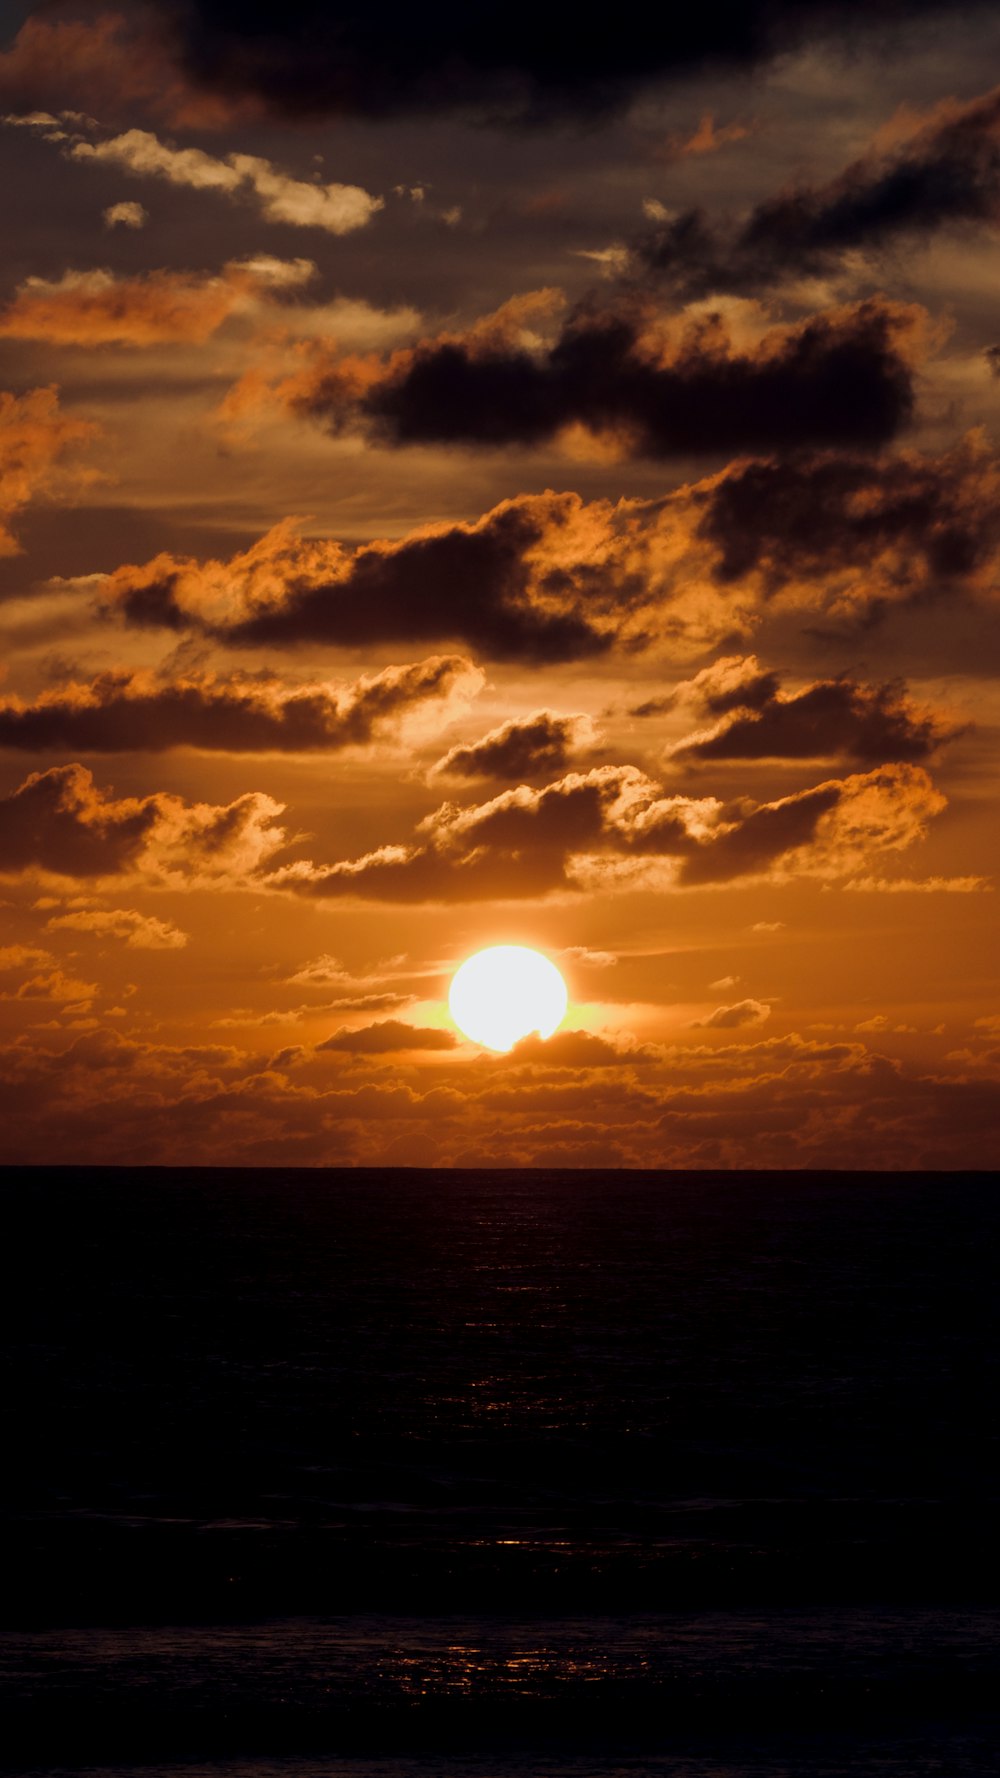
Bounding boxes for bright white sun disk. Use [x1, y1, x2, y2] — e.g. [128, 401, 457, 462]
[449, 945, 568, 1052]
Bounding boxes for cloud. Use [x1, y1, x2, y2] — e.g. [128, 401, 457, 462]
[268, 758, 947, 903]
[679, 763, 945, 887]
[286, 953, 362, 988]
[103, 504, 617, 663]
[841, 874, 992, 892]
[0, 945, 54, 972]
[694, 997, 771, 1028]
[0, 385, 98, 555]
[45, 908, 189, 948]
[657, 114, 750, 160]
[0, 12, 262, 128]
[317, 1020, 458, 1053]
[272, 765, 649, 902]
[431, 710, 593, 781]
[99, 428, 999, 667]
[0, 966, 97, 1004]
[0, 656, 481, 753]
[272, 295, 921, 457]
[0, 1020, 993, 1169]
[561, 946, 619, 969]
[70, 126, 382, 234]
[0, 259, 315, 346]
[635, 82, 1000, 295]
[680, 655, 782, 714]
[136, 0, 989, 126]
[673, 658, 959, 765]
[0, 763, 287, 885]
[691, 434, 1000, 614]
[323, 992, 416, 1012]
[503, 1028, 658, 1067]
[103, 200, 147, 228]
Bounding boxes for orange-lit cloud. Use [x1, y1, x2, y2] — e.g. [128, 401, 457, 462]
[268, 759, 946, 903]
[317, 1020, 458, 1053]
[0, 258, 315, 346]
[45, 907, 189, 948]
[0, 763, 287, 885]
[0, 656, 482, 752]
[0, 385, 98, 554]
[671, 658, 960, 765]
[99, 434, 1000, 660]
[1, 4, 997, 1175]
[0, 14, 187, 123]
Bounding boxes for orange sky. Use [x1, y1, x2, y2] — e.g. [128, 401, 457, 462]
[0, 1, 997, 1166]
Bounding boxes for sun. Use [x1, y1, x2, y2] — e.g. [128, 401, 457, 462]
[449, 945, 568, 1052]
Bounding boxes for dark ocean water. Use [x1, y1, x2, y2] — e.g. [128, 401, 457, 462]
[1, 1167, 997, 1776]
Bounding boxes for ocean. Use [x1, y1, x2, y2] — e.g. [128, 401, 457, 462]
[1, 1167, 996, 1775]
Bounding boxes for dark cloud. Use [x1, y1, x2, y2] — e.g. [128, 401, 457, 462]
[294, 299, 918, 456]
[689, 658, 782, 715]
[432, 710, 587, 781]
[0, 657, 477, 753]
[102, 431, 998, 666]
[107, 502, 614, 664]
[0, 763, 286, 882]
[0, 761, 162, 877]
[317, 1020, 458, 1053]
[635, 83, 1000, 295]
[675, 663, 959, 765]
[136, 0, 988, 126]
[693, 436, 1000, 595]
[679, 782, 843, 884]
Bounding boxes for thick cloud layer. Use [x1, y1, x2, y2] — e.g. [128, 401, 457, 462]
[139, 0, 988, 125]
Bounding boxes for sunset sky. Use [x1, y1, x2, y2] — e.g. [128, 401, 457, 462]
[0, 0, 997, 1167]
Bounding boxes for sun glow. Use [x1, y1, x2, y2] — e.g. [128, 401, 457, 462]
[449, 945, 568, 1052]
